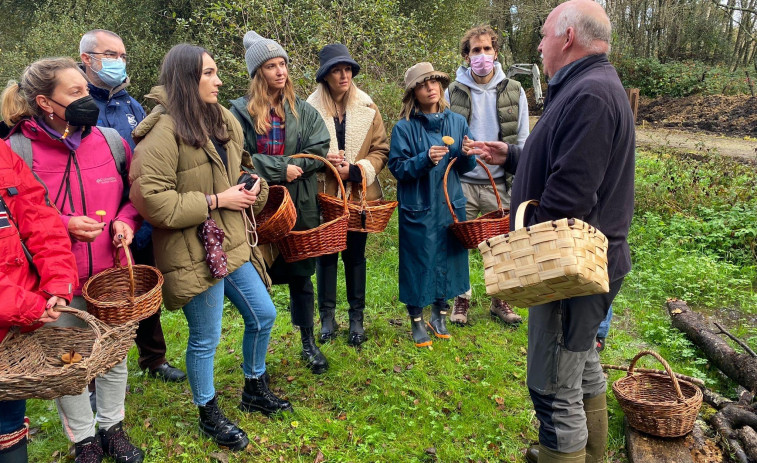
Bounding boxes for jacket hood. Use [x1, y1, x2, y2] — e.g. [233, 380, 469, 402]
[454, 62, 506, 94]
[229, 96, 253, 128]
[132, 86, 168, 144]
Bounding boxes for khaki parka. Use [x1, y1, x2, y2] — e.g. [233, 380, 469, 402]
[129, 86, 270, 310]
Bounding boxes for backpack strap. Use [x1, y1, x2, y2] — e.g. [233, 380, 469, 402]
[97, 126, 127, 178]
[8, 132, 33, 169]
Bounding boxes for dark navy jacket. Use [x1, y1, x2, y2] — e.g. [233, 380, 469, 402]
[507, 54, 635, 282]
[88, 82, 146, 151]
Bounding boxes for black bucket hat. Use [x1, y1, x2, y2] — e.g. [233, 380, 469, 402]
[315, 43, 361, 83]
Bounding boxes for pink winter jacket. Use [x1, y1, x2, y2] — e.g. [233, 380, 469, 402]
[6, 118, 140, 295]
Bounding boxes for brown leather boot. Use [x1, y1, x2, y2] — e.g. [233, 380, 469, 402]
[490, 298, 522, 325]
[450, 296, 470, 325]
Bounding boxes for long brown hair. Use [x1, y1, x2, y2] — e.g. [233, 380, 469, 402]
[159, 44, 229, 148]
[245, 64, 298, 135]
[1, 57, 84, 125]
[399, 81, 450, 120]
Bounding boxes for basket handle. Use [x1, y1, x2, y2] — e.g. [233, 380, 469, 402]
[113, 238, 136, 299]
[443, 157, 503, 224]
[627, 350, 687, 402]
[290, 154, 348, 214]
[356, 163, 369, 207]
[514, 200, 540, 230]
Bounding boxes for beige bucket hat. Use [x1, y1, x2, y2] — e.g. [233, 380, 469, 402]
[402, 62, 450, 101]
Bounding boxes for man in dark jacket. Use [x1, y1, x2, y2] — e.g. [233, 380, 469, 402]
[80, 29, 186, 383]
[473, 1, 634, 461]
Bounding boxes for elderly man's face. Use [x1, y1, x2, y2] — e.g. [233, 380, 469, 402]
[538, 11, 563, 79]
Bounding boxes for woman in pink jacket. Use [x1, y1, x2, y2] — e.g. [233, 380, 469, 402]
[2, 57, 144, 463]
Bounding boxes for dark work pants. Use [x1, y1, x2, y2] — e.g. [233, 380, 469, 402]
[131, 241, 168, 370]
[271, 274, 315, 329]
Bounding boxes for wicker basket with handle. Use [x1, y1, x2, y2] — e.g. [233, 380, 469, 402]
[444, 157, 510, 249]
[612, 350, 703, 437]
[0, 307, 137, 400]
[318, 163, 397, 233]
[82, 238, 163, 324]
[478, 199, 609, 307]
[275, 154, 349, 262]
[255, 185, 297, 245]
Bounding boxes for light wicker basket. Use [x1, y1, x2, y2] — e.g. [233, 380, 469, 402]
[444, 157, 510, 249]
[613, 350, 703, 437]
[478, 200, 609, 307]
[0, 307, 137, 400]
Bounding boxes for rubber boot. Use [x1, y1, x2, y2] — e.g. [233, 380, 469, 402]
[345, 259, 366, 346]
[240, 374, 293, 415]
[536, 444, 585, 462]
[410, 315, 432, 347]
[300, 327, 329, 374]
[316, 258, 339, 342]
[427, 301, 451, 339]
[583, 394, 608, 463]
[198, 395, 249, 451]
[0, 436, 27, 463]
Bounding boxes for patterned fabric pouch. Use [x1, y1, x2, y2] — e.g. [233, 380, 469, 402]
[198, 217, 229, 279]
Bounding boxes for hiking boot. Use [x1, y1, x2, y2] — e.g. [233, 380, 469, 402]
[74, 435, 104, 463]
[240, 374, 293, 416]
[300, 327, 329, 374]
[490, 298, 522, 325]
[410, 316, 432, 347]
[198, 395, 249, 451]
[99, 422, 144, 463]
[427, 302, 451, 339]
[450, 296, 470, 325]
[596, 336, 606, 352]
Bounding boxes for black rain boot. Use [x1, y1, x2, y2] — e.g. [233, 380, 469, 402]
[345, 259, 367, 346]
[300, 327, 329, 374]
[99, 421, 144, 463]
[240, 373, 293, 415]
[198, 395, 249, 451]
[0, 436, 28, 463]
[316, 258, 339, 342]
[427, 301, 451, 339]
[410, 315, 432, 347]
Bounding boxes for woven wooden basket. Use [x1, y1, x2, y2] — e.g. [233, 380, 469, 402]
[319, 164, 397, 233]
[444, 157, 510, 249]
[478, 200, 609, 307]
[613, 350, 703, 437]
[0, 307, 137, 400]
[82, 239, 163, 325]
[276, 154, 349, 262]
[255, 185, 297, 245]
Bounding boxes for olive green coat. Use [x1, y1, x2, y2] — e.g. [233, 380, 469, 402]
[129, 86, 270, 310]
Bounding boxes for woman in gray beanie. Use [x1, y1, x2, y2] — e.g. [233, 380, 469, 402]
[229, 31, 332, 374]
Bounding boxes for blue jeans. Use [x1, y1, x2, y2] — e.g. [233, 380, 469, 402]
[0, 400, 25, 434]
[182, 262, 276, 406]
[597, 305, 613, 338]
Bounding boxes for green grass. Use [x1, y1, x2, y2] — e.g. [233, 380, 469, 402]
[25, 149, 757, 462]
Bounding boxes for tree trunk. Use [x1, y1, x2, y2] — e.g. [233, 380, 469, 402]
[666, 300, 757, 392]
[711, 405, 757, 463]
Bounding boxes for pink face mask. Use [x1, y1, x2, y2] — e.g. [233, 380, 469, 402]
[469, 53, 495, 77]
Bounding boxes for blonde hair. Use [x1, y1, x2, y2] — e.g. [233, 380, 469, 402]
[246, 68, 299, 135]
[1, 57, 84, 125]
[318, 81, 357, 118]
[399, 82, 449, 120]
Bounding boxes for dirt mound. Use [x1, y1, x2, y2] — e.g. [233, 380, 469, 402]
[639, 94, 757, 138]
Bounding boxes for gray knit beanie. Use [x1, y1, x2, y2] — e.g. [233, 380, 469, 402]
[243, 31, 289, 76]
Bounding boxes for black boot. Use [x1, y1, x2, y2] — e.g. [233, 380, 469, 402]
[316, 258, 339, 342]
[99, 422, 144, 463]
[0, 436, 28, 463]
[198, 395, 249, 451]
[300, 327, 329, 374]
[74, 435, 104, 463]
[240, 373, 293, 415]
[345, 259, 367, 346]
[427, 301, 451, 339]
[410, 315, 432, 347]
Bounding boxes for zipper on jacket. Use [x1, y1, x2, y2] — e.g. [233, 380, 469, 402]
[71, 152, 94, 278]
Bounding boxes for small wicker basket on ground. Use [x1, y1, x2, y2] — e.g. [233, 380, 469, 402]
[82, 239, 163, 325]
[276, 154, 349, 262]
[444, 157, 510, 249]
[478, 200, 609, 307]
[613, 350, 703, 437]
[255, 185, 297, 245]
[0, 307, 137, 400]
[319, 164, 397, 233]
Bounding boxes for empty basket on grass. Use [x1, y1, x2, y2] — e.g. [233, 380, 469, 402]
[444, 157, 510, 249]
[82, 238, 163, 325]
[478, 199, 609, 307]
[255, 185, 297, 245]
[0, 307, 137, 400]
[319, 163, 397, 233]
[276, 154, 349, 262]
[613, 350, 703, 437]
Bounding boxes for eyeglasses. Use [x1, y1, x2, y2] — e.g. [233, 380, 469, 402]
[87, 51, 128, 63]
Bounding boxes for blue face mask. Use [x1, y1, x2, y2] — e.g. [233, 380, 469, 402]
[93, 58, 127, 88]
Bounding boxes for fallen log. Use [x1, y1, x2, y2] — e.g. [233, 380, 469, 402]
[735, 427, 757, 462]
[711, 405, 757, 463]
[666, 299, 757, 392]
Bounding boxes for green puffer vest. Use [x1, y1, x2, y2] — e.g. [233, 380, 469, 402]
[447, 78, 522, 144]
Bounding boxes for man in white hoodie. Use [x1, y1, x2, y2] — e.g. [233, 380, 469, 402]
[445, 25, 529, 326]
